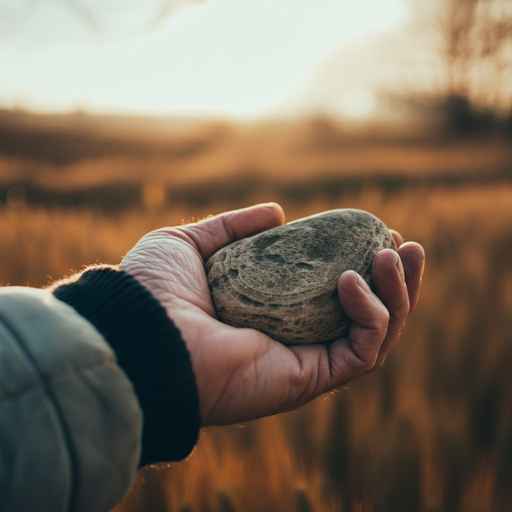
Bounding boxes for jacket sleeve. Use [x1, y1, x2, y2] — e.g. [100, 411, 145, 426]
[0, 267, 201, 512]
[51, 266, 201, 467]
[0, 287, 142, 512]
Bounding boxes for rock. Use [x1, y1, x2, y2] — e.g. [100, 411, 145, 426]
[205, 209, 396, 344]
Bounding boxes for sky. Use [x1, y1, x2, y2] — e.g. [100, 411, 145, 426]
[0, 0, 406, 118]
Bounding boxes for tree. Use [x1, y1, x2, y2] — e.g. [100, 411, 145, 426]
[406, 0, 512, 133]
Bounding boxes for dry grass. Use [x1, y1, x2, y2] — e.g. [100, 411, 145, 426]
[2, 111, 512, 511]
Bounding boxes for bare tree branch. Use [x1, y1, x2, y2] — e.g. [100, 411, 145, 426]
[409, 0, 512, 113]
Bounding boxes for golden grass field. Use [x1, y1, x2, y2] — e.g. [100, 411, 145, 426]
[2, 111, 512, 511]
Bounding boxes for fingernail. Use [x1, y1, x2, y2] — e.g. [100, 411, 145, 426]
[356, 275, 372, 293]
[396, 254, 405, 285]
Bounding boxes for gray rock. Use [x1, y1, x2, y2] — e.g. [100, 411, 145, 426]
[205, 209, 396, 344]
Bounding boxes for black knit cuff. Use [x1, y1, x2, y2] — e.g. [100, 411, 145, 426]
[52, 266, 201, 467]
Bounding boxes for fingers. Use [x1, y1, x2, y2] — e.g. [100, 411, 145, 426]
[390, 229, 403, 248]
[328, 242, 425, 381]
[389, 229, 425, 313]
[397, 242, 425, 313]
[370, 249, 409, 369]
[292, 241, 424, 396]
[286, 271, 390, 401]
[183, 203, 285, 261]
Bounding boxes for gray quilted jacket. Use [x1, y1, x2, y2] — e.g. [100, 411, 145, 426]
[0, 267, 200, 512]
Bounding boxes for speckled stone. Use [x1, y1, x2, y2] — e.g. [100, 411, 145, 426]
[205, 209, 396, 344]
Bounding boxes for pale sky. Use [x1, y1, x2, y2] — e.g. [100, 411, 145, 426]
[0, 0, 406, 118]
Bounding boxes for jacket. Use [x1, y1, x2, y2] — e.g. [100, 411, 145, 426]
[0, 267, 201, 512]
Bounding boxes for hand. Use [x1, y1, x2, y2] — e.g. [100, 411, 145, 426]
[119, 203, 425, 426]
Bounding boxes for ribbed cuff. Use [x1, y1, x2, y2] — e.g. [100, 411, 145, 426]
[52, 266, 201, 466]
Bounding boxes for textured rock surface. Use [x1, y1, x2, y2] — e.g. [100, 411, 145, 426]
[205, 209, 396, 344]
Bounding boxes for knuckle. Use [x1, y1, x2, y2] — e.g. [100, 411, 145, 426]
[355, 354, 378, 376]
[374, 358, 385, 371]
[394, 308, 408, 328]
[375, 308, 390, 335]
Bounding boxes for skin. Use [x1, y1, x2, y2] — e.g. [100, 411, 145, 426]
[120, 202, 425, 427]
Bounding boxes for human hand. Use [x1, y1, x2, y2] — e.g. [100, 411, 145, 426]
[119, 203, 424, 427]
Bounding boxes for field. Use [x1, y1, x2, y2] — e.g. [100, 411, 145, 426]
[2, 110, 512, 511]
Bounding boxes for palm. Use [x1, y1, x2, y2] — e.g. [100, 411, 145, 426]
[120, 204, 425, 427]
[122, 230, 312, 425]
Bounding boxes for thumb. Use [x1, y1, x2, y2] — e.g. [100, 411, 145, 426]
[178, 203, 285, 261]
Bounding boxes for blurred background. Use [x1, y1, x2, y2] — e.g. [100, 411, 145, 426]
[2, 0, 512, 510]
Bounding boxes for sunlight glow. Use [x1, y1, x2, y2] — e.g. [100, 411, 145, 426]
[0, 0, 405, 118]
[340, 87, 377, 118]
